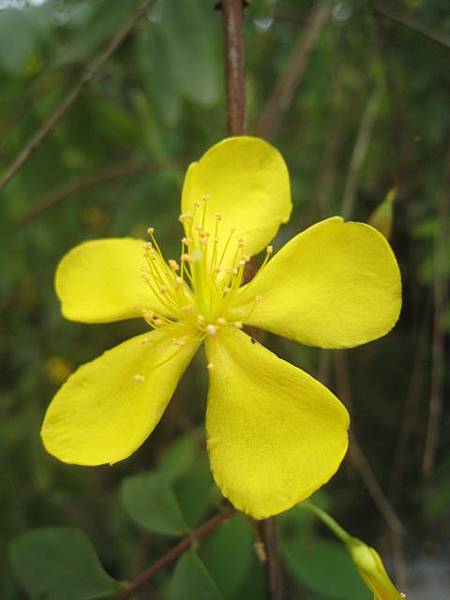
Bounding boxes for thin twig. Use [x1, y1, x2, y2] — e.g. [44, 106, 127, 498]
[255, 1, 332, 140]
[259, 518, 283, 600]
[221, 3, 284, 597]
[334, 350, 406, 588]
[422, 141, 449, 477]
[117, 506, 235, 599]
[0, 0, 156, 194]
[389, 303, 430, 499]
[17, 160, 161, 224]
[375, 1, 450, 49]
[220, 0, 246, 135]
[341, 81, 383, 219]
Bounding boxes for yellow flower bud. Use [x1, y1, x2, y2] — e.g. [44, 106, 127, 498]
[347, 538, 406, 600]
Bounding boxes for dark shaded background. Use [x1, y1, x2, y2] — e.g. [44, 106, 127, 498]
[0, 0, 449, 598]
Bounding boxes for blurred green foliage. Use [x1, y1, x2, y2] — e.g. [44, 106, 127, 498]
[0, 0, 449, 598]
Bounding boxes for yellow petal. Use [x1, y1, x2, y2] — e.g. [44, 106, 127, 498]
[56, 238, 170, 323]
[205, 327, 349, 519]
[181, 137, 291, 264]
[235, 217, 401, 348]
[41, 328, 199, 465]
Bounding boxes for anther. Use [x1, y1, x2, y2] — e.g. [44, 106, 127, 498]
[194, 201, 201, 208]
[207, 324, 217, 336]
[215, 213, 222, 221]
[202, 194, 210, 202]
[207, 363, 215, 370]
[147, 227, 154, 235]
[168, 259, 179, 271]
[234, 321, 243, 329]
[134, 374, 145, 383]
[266, 245, 273, 254]
[217, 317, 227, 326]
[181, 253, 193, 264]
[197, 315, 206, 325]
[238, 238, 245, 247]
[255, 294, 263, 303]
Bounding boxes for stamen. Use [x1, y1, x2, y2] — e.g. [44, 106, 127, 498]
[207, 362, 215, 370]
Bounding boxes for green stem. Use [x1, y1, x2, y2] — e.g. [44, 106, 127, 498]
[300, 501, 351, 544]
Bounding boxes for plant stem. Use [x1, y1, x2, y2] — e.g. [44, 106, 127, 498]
[221, 0, 246, 135]
[0, 0, 156, 193]
[301, 501, 350, 544]
[259, 518, 283, 600]
[117, 506, 235, 599]
[221, 3, 283, 599]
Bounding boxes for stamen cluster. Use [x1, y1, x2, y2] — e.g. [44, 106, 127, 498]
[140, 196, 270, 339]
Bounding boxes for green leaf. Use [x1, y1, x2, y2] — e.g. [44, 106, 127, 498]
[137, 24, 182, 126]
[9, 526, 119, 600]
[0, 9, 35, 74]
[281, 536, 371, 600]
[169, 550, 224, 600]
[120, 471, 189, 536]
[53, 0, 141, 68]
[200, 514, 254, 598]
[159, 433, 200, 484]
[160, 0, 220, 105]
[174, 455, 219, 528]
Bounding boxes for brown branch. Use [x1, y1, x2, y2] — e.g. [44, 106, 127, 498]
[334, 350, 406, 588]
[422, 141, 449, 477]
[258, 518, 283, 600]
[341, 81, 383, 219]
[220, 3, 284, 598]
[117, 506, 235, 599]
[220, 0, 247, 135]
[389, 303, 429, 499]
[0, 0, 156, 194]
[17, 160, 159, 224]
[255, 1, 332, 140]
[375, 1, 450, 49]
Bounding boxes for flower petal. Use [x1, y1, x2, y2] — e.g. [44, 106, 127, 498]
[56, 238, 170, 323]
[181, 137, 291, 264]
[234, 217, 401, 348]
[41, 328, 199, 465]
[205, 327, 349, 519]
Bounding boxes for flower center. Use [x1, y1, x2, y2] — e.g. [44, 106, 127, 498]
[140, 196, 271, 339]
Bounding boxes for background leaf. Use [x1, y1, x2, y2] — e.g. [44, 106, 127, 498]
[281, 535, 371, 600]
[120, 470, 189, 536]
[169, 550, 224, 600]
[9, 526, 119, 600]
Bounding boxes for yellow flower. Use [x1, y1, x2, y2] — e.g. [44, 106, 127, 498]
[41, 137, 401, 519]
[348, 538, 406, 599]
